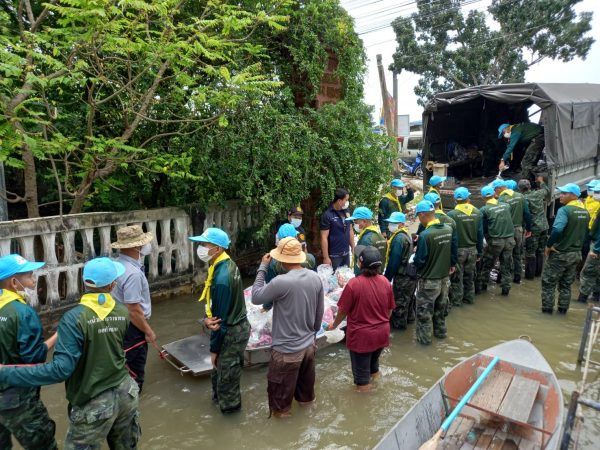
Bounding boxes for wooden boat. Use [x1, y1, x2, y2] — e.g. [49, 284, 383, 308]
[375, 340, 563, 450]
[161, 328, 344, 376]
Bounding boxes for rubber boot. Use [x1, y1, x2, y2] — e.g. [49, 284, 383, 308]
[524, 257, 536, 280]
[577, 292, 589, 303]
[535, 253, 544, 277]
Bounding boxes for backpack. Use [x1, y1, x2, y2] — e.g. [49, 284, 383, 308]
[399, 232, 418, 279]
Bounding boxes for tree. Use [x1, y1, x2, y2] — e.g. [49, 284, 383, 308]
[390, 0, 594, 106]
[0, 0, 288, 217]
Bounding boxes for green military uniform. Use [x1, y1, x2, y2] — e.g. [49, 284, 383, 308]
[477, 199, 516, 292]
[542, 201, 590, 312]
[0, 289, 57, 450]
[0, 292, 140, 449]
[354, 226, 387, 275]
[378, 190, 414, 235]
[384, 228, 416, 330]
[502, 122, 544, 180]
[207, 255, 250, 413]
[498, 189, 532, 282]
[523, 182, 550, 278]
[580, 214, 600, 300]
[414, 220, 457, 345]
[447, 204, 484, 305]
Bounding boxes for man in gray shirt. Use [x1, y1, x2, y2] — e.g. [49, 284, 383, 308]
[111, 225, 156, 392]
[252, 237, 324, 418]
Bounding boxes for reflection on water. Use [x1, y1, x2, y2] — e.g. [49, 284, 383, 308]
[29, 281, 600, 449]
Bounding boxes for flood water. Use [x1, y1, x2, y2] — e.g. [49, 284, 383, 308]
[25, 279, 600, 449]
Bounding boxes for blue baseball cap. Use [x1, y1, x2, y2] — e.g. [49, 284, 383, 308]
[491, 179, 506, 190]
[277, 223, 298, 239]
[390, 178, 405, 188]
[505, 180, 517, 190]
[345, 206, 374, 221]
[385, 211, 407, 223]
[592, 184, 600, 193]
[0, 254, 45, 281]
[586, 179, 598, 189]
[498, 123, 510, 138]
[454, 187, 471, 200]
[481, 186, 495, 197]
[557, 183, 581, 197]
[189, 227, 231, 249]
[424, 192, 441, 204]
[83, 257, 125, 288]
[415, 200, 435, 214]
[429, 176, 446, 187]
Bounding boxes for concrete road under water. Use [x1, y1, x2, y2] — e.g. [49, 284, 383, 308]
[25, 280, 600, 449]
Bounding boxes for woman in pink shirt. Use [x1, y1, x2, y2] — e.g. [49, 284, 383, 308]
[328, 246, 395, 392]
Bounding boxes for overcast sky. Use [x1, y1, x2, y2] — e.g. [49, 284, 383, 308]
[340, 0, 600, 124]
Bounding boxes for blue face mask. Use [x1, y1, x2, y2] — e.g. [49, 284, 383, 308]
[290, 218, 302, 228]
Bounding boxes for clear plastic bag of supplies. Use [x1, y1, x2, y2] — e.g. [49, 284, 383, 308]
[317, 264, 336, 293]
[335, 267, 354, 288]
[244, 288, 273, 349]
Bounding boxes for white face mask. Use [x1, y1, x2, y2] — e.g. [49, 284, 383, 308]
[353, 224, 361, 234]
[503, 131, 511, 139]
[395, 189, 404, 196]
[343, 201, 349, 210]
[139, 243, 152, 256]
[594, 192, 600, 201]
[290, 218, 302, 228]
[196, 246, 213, 262]
[275, 235, 280, 246]
[388, 223, 400, 232]
[15, 279, 35, 300]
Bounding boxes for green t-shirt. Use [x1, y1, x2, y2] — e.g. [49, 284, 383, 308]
[547, 203, 590, 253]
[415, 222, 453, 279]
[355, 228, 387, 275]
[447, 204, 484, 254]
[481, 200, 514, 238]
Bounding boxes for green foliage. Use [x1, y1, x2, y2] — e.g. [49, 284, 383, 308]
[390, 0, 594, 106]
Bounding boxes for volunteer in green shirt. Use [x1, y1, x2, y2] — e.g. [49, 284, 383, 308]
[0, 257, 140, 449]
[447, 187, 483, 306]
[542, 184, 590, 314]
[496, 179, 532, 284]
[190, 227, 250, 414]
[426, 176, 447, 209]
[346, 207, 387, 275]
[384, 212, 416, 330]
[378, 178, 414, 237]
[413, 200, 457, 345]
[519, 176, 550, 279]
[476, 185, 516, 296]
[0, 254, 58, 450]
[578, 183, 600, 303]
[497, 122, 544, 181]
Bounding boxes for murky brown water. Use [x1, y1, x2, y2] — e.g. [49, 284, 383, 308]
[18, 279, 600, 449]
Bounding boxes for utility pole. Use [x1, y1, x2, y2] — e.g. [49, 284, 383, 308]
[376, 54, 401, 174]
[393, 70, 399, 137]
[0, 162, 7, 221]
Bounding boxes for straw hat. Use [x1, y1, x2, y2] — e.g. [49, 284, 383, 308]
[111, 225, 153, 249]
[269, 237, 306, 264]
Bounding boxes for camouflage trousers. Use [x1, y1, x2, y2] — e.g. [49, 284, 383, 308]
[580, 252, 600, 296]
[450, 247, 478, 306]
[520, 134, 545, 181]
[65, 375, 140, 450]
[212, 319, 251, 414]
[513, 226, 524, 279]
[415, 277, 449, 345]
[477, 236, 516, 290]
[525, 230, 547, 258]
[541, 251, 582, 311]
[391, 274, 417, 329]
[0, 387, 57, 450]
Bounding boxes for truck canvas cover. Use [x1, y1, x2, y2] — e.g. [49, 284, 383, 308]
[423, 83, 600, 167]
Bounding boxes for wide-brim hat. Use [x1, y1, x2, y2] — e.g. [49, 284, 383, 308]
[269, 237, 306, 264]
[111, 225, 153, 249]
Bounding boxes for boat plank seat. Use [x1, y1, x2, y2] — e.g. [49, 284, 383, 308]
[438, 416, 476, 449]
[497, 376, 540, 424]
[470, 370, 514, 412]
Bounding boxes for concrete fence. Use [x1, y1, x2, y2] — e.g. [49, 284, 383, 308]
[0, 201, 263, 318]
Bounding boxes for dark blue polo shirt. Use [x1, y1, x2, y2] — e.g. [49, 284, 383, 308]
[320, 204, 351, 257]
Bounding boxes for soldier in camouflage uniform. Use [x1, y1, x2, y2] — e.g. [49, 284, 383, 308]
[0, 257, 140, 449]
[346, 207, 387, 275]
[447, 188, 483, 306]
[378, 179, 415, 237]
[191, 228, 250, 414]
[476, 185, 516, 296]
[497, 122, 544, 181]
[0, 254, 58, 450]
[519, 177, 550, 279]
[383, 212, 416, 329]
[542, 184, 590, 314]
[413, 201, 457, 345]
[578, 184, 600, 303]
